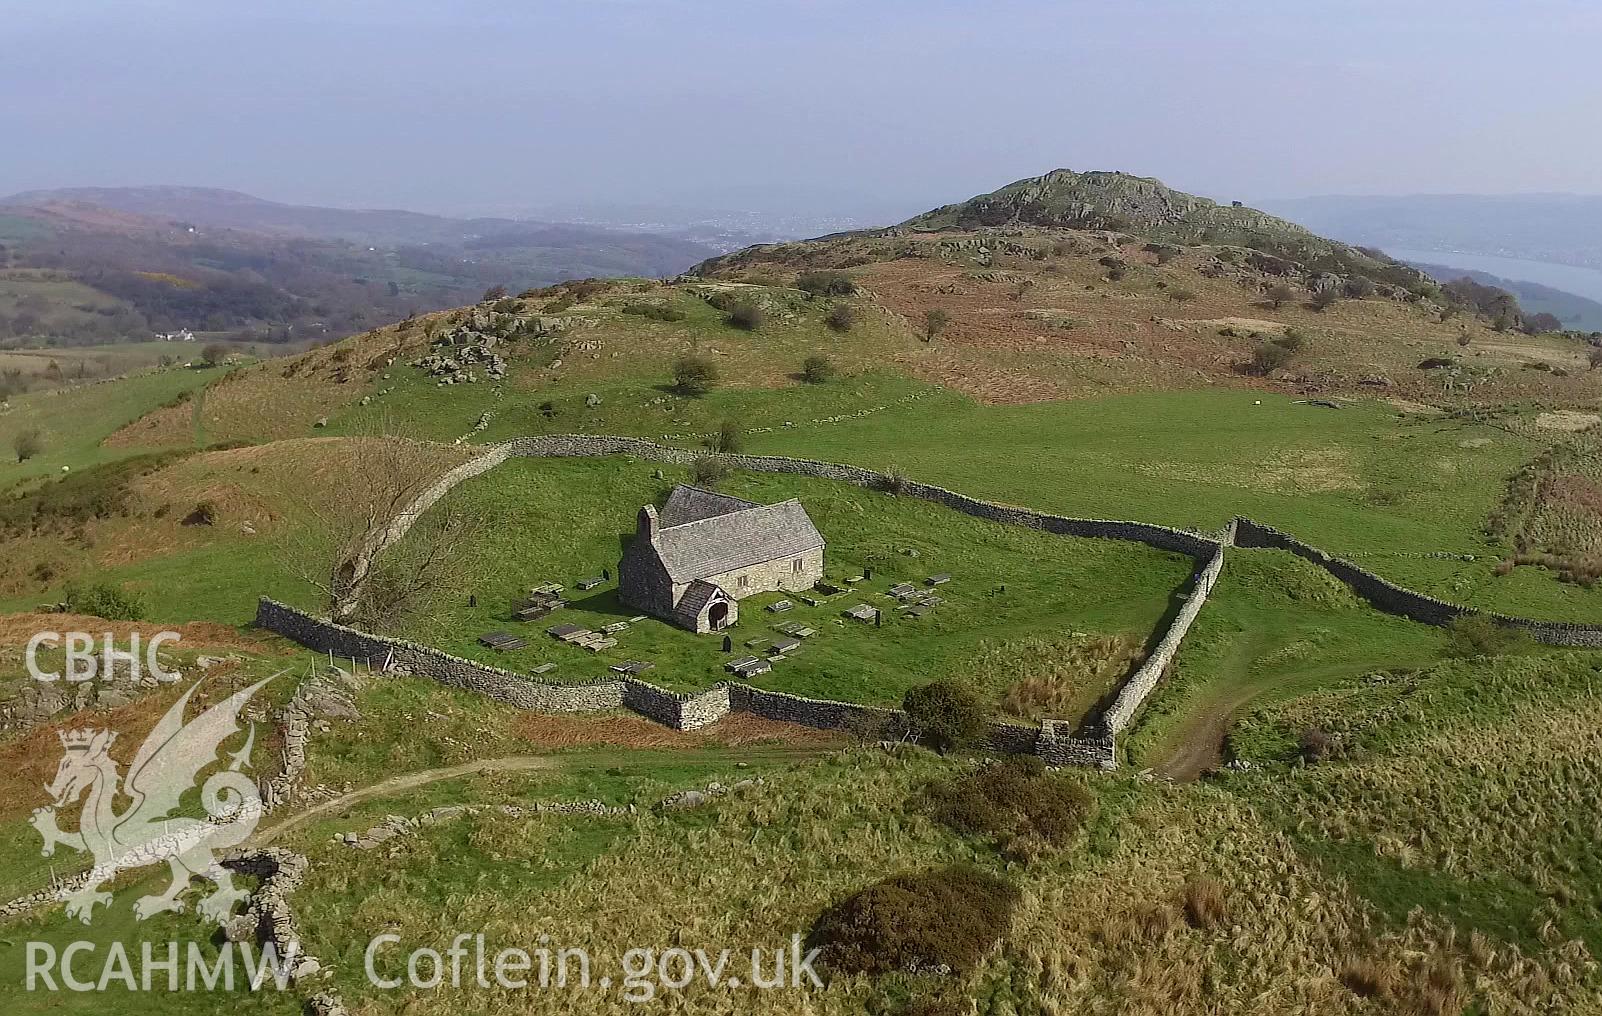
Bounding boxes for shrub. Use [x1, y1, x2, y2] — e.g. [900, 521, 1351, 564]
[878, 465, 911, 496]
[1181, 876, 1229, 929]
[923, 308, 950, 342]
[903, 680, 991, 753]
[62, 582, 147, 622]
[621, 302, 686, 323]
[1310, 289, 1340, 311]
[726, 301, 764, 331]
[538, 401, 557, 420]
[807, 866, 1019, 975]
[182, 500, 217, 526]
[200, 342, 230, 366]
[925, 756, 1096, 859]
[1250, 341, 1294, 375]
[671, 355, 719, 396]
[824, 304, 856, 332]
[1298, 726, 1336, 763]
[1105, 264, 1128, 282]
[800, 354, 836, 384]
[796, 270, 856, 298]
[1274, 327, 1307, 352]
[13, 427, 42, 463]
[688, 456, 729, 487]
[1457, 333, 1473, 348]
[0, 451, 186, 537]
[704, 419, 743, 454]
[1444, 614, 1520, 658]
[1590, 347, 1602, 370]
[1166, 287, 1197, 304]
[480, 285, 509, 303]
[1343, 275, 1378, 299]
[1266, 283, 1296, 309]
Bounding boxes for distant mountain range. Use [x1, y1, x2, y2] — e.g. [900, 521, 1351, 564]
[1262, 193, 1602, 273]
[0, 187, 716, 349]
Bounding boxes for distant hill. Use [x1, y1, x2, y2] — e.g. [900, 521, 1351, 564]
[900, 169, 1428, 289]
[1407, 261, 1602, 332]
[1262, 193, 1602, 273]
[0, 187, 715, 349]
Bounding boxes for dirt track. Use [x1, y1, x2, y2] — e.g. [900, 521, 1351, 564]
[251, 755, 556, 845]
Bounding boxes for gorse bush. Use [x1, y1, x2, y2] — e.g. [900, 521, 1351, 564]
[62, 582, 147, 621]
[796, 270, 857, 298]
[621, 302, 686, 323]
[800, 354, 836, 383]
[1443, 614, 1521, 658]
[825, 303, 856, 332]
[1274, 327, 1307, 353]
[925, 755, 1097, 859]
[1251, 341, 1294, 375]
[704, 419, 743, 454]
[903, 679, 992, 753]
[726, 301, 764, 331]
[0, 451, 185, 536]
[688, 456, 729, 487]
[807, 865, 1019, 975]
[1344, 275, 1377, 299]
[671, 355, 719, 396]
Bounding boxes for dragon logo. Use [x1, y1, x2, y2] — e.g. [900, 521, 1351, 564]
[30, 677, 274, 925]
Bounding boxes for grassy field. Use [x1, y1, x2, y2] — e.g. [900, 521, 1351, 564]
[36, 641, 1582, 1016]
[1122, 549, 1449, 776]
[394, 456, 1192, 714]
[0, 365, 226, 490]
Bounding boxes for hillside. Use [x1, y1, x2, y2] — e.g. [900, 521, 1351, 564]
[1408, 261, 1602, 332]
[902, 169, 1428, 289]
[0, 188, 715, 354]
[4, 170, 1602, 1016]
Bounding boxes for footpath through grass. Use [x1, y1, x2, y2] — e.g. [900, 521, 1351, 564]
[1125, 549, 1446, 775]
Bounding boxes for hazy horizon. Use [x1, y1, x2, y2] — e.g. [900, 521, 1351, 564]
[4, 0, 1601, 220]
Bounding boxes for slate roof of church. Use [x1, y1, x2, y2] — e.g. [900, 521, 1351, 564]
[658, 485, 761, 527]
[651, 485, 824, 583]
[672, 579, 728, 622]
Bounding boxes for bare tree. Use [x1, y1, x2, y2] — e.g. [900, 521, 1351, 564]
[1266, 284, 1295, 309]
[276, 417, 480, 631]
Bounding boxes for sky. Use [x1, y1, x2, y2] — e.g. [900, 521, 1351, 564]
[3, 0, 1600, 220]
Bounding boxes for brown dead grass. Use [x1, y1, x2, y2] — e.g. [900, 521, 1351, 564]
[0, 611, 272, 651]
[1536, 410, 1600, 432]
[0, 669, 286, 823]
[102, 397, 196, 449]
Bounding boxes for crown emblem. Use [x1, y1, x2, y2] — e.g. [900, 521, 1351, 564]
[58, 729, 115, 751]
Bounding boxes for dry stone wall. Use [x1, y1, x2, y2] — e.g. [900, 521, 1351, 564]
[499, 435, 1224, 559]
[1102, 548, 1226, 735]
[256, 599, 627, 712]
[256, 600, 1124, 766]
[1232, 519, 1602, 648]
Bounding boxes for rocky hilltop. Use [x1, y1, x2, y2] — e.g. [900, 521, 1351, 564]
[898, 169, 1427, 289]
